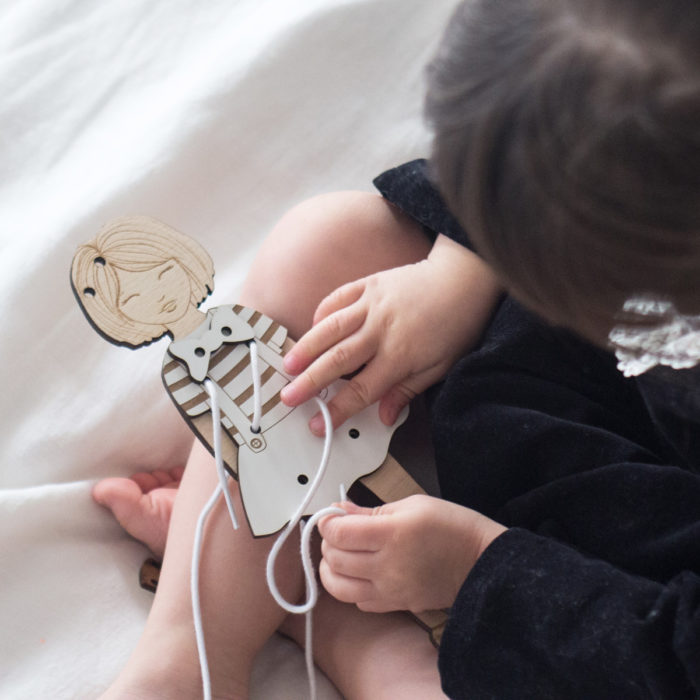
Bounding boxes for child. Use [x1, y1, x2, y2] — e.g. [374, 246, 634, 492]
[95, 0, 700, 697]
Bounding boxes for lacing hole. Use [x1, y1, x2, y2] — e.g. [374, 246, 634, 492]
[297, 474, 309, 485]
[94, 256, 106, 266]
[221, 326, 232, 336]
[194, 347, 205, 357]
[83, 287, 96, 297]
[349, 429, 360, 439]
[250, 425, 261, 434]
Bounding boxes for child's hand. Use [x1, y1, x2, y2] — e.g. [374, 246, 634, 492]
[280, 235, 501, 434]
[317, 495, 507, 614]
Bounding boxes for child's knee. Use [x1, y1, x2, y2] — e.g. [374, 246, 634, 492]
[266, 190, 430, 274]
[240, 190, 430, 336]
[275, 191, 393, 254]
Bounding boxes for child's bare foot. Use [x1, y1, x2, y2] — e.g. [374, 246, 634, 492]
[93, 467, 184, 558]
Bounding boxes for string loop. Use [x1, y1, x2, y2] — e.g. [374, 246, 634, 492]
[191, 343, 344, 700]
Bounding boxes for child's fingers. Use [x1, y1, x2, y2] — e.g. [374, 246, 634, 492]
[312, 279, 366, 326]
[308, 358, 401, 434]
[321, 541, 378, 579]
[283, 301, 366, 378]
[281, 316, 370, 411]
[317, 501, 372, 530]
[378, 382, 417, 427]
[318, 509, 386, 551]
[319, 558, 375, 605]
[283, 333, 376, 418]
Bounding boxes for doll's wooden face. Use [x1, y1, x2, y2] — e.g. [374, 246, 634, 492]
[115, 259, 193, 326]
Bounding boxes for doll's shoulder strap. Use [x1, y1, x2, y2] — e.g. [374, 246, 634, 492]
[229, 304, 292, 380]
[231, 304, 287, 353]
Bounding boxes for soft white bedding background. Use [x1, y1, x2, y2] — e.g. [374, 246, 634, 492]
[0, 1, 458, 697]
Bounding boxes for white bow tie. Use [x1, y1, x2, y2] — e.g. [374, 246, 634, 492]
[168, 307, 255, 381]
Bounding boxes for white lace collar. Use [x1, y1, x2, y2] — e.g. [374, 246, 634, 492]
[609, 297, 700, 377]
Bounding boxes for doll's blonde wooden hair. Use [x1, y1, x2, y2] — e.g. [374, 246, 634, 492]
[71, 216, 214, 347]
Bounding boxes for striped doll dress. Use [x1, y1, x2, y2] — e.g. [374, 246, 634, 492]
[161, 303, 405, 536]
[162, 304, 293, 455]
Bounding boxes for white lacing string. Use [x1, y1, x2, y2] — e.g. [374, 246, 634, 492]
[206, 378, 239, 530]
[248, 340, 263, 433]
[191, 379, 240, 700]
[264, 397, 344, 700]
[191, 341, 344, 700]
[191, 477, 223, 700]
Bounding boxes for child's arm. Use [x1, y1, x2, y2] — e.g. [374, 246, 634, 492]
[317, 495, 507, 614]
[280, 234, 502, 433]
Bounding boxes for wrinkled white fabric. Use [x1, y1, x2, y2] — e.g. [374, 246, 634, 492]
[610, 297, 700, 377]
[0, 1, 458, 696]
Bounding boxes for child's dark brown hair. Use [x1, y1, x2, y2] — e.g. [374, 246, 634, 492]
[426, 0, 700, 343]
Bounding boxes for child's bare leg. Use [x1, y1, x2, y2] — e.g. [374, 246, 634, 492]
[101, 440, 304, 700]
[280, 591, 447, 699]
[97, 191, 432, 698]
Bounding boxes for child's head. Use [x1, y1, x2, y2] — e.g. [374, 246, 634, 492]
[71, 216, 214, 347]
[426, 0, 700, 343]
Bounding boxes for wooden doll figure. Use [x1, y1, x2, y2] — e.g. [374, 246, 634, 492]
[71, 216, 408, 536]
[72, 214, 448, 647]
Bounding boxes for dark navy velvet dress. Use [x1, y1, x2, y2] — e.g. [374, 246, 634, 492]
[374, 160, 700, 699]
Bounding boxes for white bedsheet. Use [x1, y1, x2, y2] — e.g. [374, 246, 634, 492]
[0, 1, 458, 696]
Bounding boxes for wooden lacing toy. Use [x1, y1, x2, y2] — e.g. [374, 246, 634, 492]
[71, 216, 447, 647]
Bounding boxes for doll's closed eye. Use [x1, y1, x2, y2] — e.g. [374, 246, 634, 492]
[120, 293, 140, 306]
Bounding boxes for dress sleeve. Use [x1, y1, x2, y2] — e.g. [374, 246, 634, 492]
[373, 159, 475, 251]
[439, 526, 700, 699]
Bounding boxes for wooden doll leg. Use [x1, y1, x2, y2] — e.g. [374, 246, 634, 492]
[239, 190, 432, 339]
